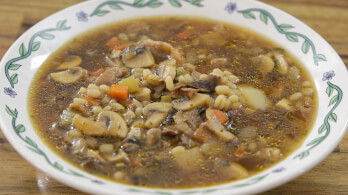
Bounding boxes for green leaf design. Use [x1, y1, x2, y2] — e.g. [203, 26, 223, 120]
[134, 0, 145, 5]
[15, 125, 25, 133]
[156, 192, 172, 195]
[53, 162, 64, 171]
[31, 42, 40, 51]
[95, 9, 110, 16]
[234, 175, 267, 187]
[307, 136, 324, 146]
[286, 34, 298, 42]
[25, 136, 38, 148]
[329, 94, 339, 106]
[329, 113, 337, 122]
[28, 147, 43, 155]
[259, 12, 268, 24]
[56, 20, 67, 30]
[5, 106, 17, 118]
[190, 0, 203, 6]
[19, 43, 26, 56]
[39, 33, 55, 40]
[298, 150, 309, 159]
[326, 86, 333, 97]
[169, 0, 181, 7]
[8, 64, 21, 70]
[314, 54, 327, 62]
[202, 189, 218, 193]
[69, 169, 84, 177]
[302, 40, 310, 54]
[147, 0, 163, 8]
[181, 191, 199, 194]
[109, 2, 123, 9]
[278, 23, 294, 31]
[318, 124, 326, 134]
[10, 74, 18, 84]
[242, 12, 256, 19]
[129, 188, 142, 192]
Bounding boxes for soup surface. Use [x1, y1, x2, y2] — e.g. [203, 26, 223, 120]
[29, 17, 317, 188]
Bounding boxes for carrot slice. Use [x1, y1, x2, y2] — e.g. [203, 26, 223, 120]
[92, 68, 104, 76]
[108, 84, 129, 100]
[193, 128, 211, 143]
[179, 51, 185, 56]
[105, 37, 120, 48]
[176, 30, 192, 39]
[82, 96, 100, 106]
[112, 44, 131, 51]
[211, 109, 228, 124]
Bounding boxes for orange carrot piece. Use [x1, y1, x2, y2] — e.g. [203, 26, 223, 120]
[108, 84, 129, 100]
[105, 37, 120, 48]
[179, 51, 185, 56]
[82, 96, 100, 106]
[112, 44, 131, 51]
[235, 148, 245, 157]
[176, 30, 192, 39]
[211, 109, 228, 124]
[92, 68, 104, 76]
[193, 128, 211, 143]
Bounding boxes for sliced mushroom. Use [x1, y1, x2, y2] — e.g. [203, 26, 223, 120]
[254, 54, 274, 75]
[173, 93, 211, 111]
[122, 42, 155, 68]
[143, 102, 173, 115]
[72, 111, 128, 138]
[158, 59, 177, 80]
[94, 67, 129, 86]
[144, 112, 168, 129]
[97, 111, 128, 138]
[57, 55, 82, 70]
[143, 39, 183, 64]
[143, 102, 173, 128]
[72, 114, 106, 136]
[203, 108, 236, 142]
[274, 53, 288, 74]
[50, 67, 84, 84]
[173, 75, 220, 93]
[133, 87, 151, 101]
[145, 128, 162, 146]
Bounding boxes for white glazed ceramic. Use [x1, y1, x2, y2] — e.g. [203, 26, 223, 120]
[0, 0, 347, 194]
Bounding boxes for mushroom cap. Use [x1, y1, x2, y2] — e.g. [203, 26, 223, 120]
[50, 67, 84, 84]
[143, 102, 173, 116]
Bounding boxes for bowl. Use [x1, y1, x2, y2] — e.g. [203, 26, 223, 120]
[0, 0, 347, 194]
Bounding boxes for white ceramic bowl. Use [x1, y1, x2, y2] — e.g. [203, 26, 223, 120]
[1, 0, 347, 194]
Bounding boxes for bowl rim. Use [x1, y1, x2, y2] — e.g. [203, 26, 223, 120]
[0, 0, 347, 194]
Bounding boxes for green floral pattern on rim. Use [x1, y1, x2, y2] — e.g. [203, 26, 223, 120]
[5, 105, 104, 184]
[1, 0, 345, 193]
[236, 7, 327, 65]
[4, 20, 71, 89]
[90, 0, 203, 17]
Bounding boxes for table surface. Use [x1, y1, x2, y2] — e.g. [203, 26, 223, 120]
[0, 0, 347, 194]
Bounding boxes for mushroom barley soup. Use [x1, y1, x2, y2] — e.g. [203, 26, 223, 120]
[29, 17, 317, 188]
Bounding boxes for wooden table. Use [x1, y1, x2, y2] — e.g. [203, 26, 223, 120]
[0, 0, 347, 194]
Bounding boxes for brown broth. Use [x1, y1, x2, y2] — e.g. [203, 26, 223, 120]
[29, 16, 317, 188]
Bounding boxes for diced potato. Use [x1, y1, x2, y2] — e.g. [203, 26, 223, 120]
[133, 87, 151, 101]
[276, 98, 294, 112]
[239, 85, 272, 110]
[223, 162, 249, 180]
[172, 146, 204, 169]
[118, 76, 140, 93]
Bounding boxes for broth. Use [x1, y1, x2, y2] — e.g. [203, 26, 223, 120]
[29, 16, 317, 188]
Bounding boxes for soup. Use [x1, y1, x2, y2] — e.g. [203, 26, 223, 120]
[29, 16, 317, 188]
